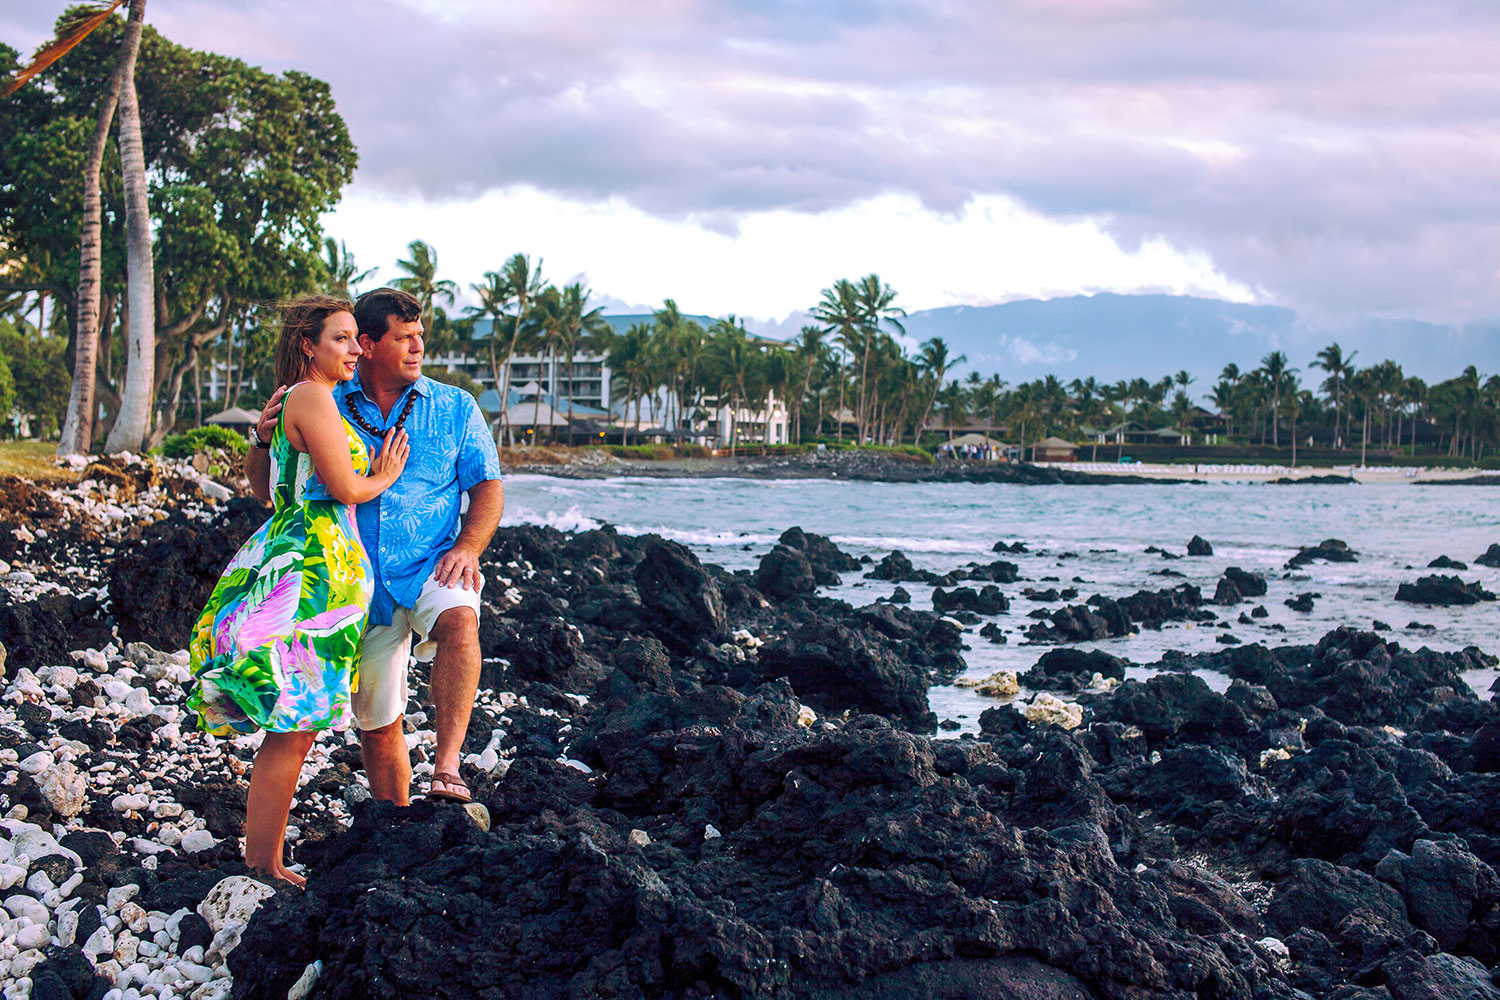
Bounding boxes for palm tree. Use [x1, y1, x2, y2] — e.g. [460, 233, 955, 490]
[809, 279, 861, 444]
[1259, 350, 1296, 447]
[1402, 375, 1428, 456]
[915, 337, 966, 448]
[606, 322, 652, 441]
[465, 270, 513, 416]
[1312, 342, 1357, 449]
[1208, 379, 1237, 438]
[1286, 389, 1313, 467]
[9, 1, 154, 453]
[1170, 390, 1195, 442]
[9, 1, 132, 454]
[527, 285, 567, 442]
[853, 274, 905, 442]
[323, 238, 376, 298]
[493, 254, 545, 445]
[791, 326, 825, 443]
[554, 282, 608, 442]
[100, 0, 155, 453]
[937, 380, 968, 447]
[393, 240, 458, 337]
[705, 318, 755, 457]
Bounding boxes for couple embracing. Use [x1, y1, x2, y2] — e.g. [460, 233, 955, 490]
[186, 288, 503, 885]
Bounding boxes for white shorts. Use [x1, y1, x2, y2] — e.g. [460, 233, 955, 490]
[352, 568, 483, 731]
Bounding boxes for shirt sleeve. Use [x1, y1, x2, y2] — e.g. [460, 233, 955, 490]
[457, 393, 502, 491]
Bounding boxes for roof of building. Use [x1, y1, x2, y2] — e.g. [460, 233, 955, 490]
[938, 433, 1009, 449]
[478, 388, 609, 419]
[204, 406, 259, 425]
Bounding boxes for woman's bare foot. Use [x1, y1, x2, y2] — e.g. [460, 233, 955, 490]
[248, 861, 306, 888]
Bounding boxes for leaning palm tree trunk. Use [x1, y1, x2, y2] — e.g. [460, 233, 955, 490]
[58, 39, 128, 454]
[104, 0, 155, 453]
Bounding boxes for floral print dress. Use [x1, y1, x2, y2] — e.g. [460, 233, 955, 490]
[188, 399, 374, 734]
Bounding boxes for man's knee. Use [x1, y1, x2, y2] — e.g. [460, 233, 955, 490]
[360, 717, 404, 747]
[432, 605, 478, 642]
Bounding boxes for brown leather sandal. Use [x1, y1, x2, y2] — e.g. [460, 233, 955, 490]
[427, 771, 472, 803]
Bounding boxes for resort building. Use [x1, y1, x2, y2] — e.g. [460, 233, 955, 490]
[1032, 436, 1079, 462]
[426, 317, 613, 413]
[610, 387, 791, 447]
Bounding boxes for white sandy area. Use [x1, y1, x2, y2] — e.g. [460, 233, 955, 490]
[1050, 461, 1488, 483]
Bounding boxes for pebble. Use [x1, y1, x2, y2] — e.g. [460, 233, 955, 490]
[180, 830, 216, 853]
[56, 906, 79, 946]
[7, 894, 47, 925]
[38, 761, 88, 817]
[287, 960, 323, 1000]
[0, 865, 24, 890]
[17, 750, 53, 774]
[83, 924, 115, 959]
[107, 885, 141, 910]
[15, 922, 49, 950]
[124, 687, 153, 714]
[179, 961, 215, 984]
[120, 901, 149, 933]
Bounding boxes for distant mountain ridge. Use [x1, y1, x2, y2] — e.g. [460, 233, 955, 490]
[595, 293, 1499, 387]
[895, 293, 1500, 386]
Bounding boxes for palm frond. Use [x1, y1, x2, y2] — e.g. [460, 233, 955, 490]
[2, 1, 127, 98]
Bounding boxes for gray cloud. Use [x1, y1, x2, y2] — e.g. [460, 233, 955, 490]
[5, 1, 1500, 322]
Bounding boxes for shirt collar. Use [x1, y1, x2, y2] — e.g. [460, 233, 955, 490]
[346, 370, 433, 402]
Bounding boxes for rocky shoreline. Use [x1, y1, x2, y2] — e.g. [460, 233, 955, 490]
[508, 449, 1198, 484]
[2, 458, 1500, 998]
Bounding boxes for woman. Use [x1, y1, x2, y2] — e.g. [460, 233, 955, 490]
[188, 293, 409, 886]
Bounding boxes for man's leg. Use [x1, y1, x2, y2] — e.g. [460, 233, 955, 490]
[354, 616, 414, 805]
[428, 605, 481, 781]
[359, 719, 412, 805]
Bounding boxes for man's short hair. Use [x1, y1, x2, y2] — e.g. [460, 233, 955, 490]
[354, 287, 422, 341]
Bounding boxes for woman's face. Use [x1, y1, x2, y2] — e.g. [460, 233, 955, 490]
[305, 311, 362, 383]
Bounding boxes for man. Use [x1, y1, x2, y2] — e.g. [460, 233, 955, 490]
[248, 287, 503, 805]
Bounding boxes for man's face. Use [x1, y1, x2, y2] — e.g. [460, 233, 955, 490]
[360, 316, 424, 384]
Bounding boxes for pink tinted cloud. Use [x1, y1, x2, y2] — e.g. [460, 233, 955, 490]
[4, 0, 1499, 320]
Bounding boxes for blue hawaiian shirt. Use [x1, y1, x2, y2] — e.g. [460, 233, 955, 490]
[334, 373, 502, 627]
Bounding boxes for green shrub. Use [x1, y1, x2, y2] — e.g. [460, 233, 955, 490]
[605, 444, 676, 460]
[159, 425, 249, 459]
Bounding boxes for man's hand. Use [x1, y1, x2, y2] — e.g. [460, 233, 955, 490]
[257, 384, 289, 443]
[434, 544, 482, 591]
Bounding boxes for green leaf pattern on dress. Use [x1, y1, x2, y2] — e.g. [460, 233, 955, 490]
[188, 414, 373, 734]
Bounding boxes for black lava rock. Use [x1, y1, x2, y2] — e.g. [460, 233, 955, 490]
[758, 621, 936, 731]
[1021, 648, 1128, 691]
[1186, 535, 1213, 556]
[1395, 575, 1498, 606]
[931, 585, 1009, 615]
[1215, 567, 1268, 605]
[634, 537, 728, 649]
[1286, 538, 1358, 569]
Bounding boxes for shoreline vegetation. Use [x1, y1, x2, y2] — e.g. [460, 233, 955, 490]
[495, 443, 1496, 484]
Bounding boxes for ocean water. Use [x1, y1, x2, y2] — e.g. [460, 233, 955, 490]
[503, 475, 1500, 732]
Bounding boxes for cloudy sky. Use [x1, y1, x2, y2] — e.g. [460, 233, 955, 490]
[6, 0, 1499, 331]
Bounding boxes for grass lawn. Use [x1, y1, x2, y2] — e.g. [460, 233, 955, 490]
[0, 441, 78, 482]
